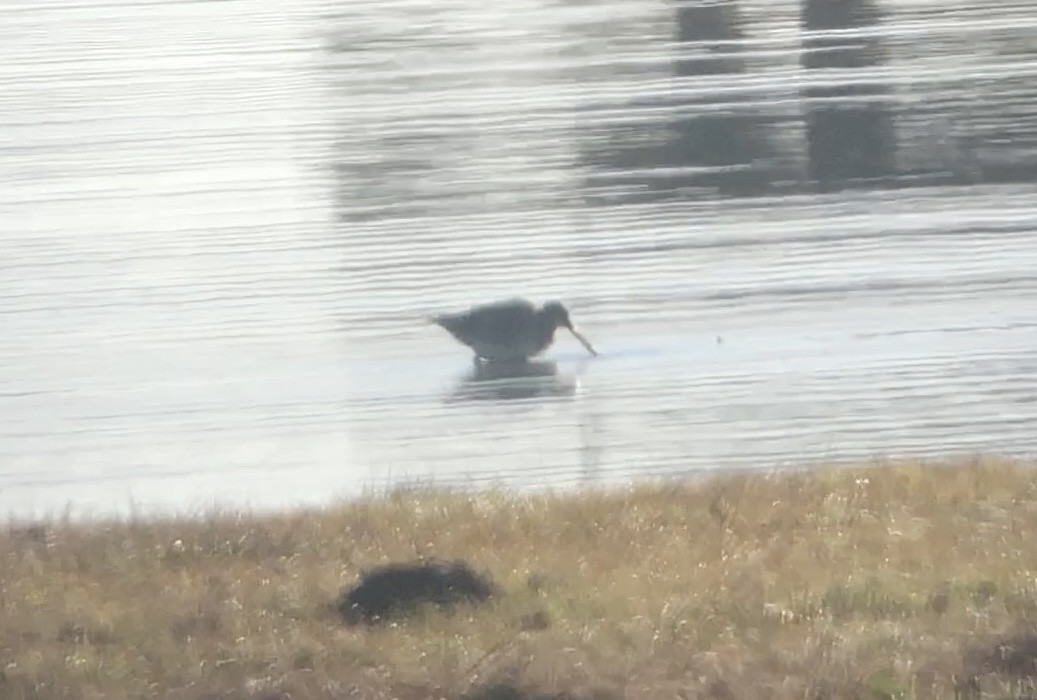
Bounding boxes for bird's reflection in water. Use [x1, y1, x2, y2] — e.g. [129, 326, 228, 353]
[446, 359, 578, 403]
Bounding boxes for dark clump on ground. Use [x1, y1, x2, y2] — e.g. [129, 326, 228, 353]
[337, 558, 496, 625]
[958, 629, 1037, 698]
[982, 631, 1037, 677]
[464, 682, 618, 700]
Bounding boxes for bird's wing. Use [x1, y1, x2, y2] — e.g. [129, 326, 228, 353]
[435, 298, 535, 344]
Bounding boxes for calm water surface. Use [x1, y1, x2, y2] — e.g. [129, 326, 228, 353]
[1, 0, 1036, 519]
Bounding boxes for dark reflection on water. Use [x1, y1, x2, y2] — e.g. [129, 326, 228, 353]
[579, 0, 784, 205]
[332, 0, 1037, 219]
[446, 360, 578, 403]
[575, 0, 1037, 205]
[801, 0, 897, 191]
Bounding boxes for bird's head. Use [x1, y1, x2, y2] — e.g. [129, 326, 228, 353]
[541, 301, 597, 356]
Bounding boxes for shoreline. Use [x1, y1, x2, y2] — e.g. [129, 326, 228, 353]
[1, 450, 992, 527]
[4, 455, 1037, 699]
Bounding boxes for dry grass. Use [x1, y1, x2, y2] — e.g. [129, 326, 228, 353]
[4, 456, 1037, 699]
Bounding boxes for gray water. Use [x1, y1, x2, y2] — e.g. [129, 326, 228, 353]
[2, 0, 1036, 520]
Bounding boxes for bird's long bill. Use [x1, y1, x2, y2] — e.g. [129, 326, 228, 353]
[568, 326, 598, 356]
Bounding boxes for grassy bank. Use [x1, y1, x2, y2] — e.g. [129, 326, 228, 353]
[4, 456, 1037, 699]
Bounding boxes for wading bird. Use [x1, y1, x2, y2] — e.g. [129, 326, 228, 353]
[431, 298, 597, 363]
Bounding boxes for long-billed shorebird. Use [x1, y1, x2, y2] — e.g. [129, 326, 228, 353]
[431, 298, 597, 363]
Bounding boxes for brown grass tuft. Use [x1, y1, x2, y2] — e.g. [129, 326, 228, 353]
[3, 455, 1037, 698]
